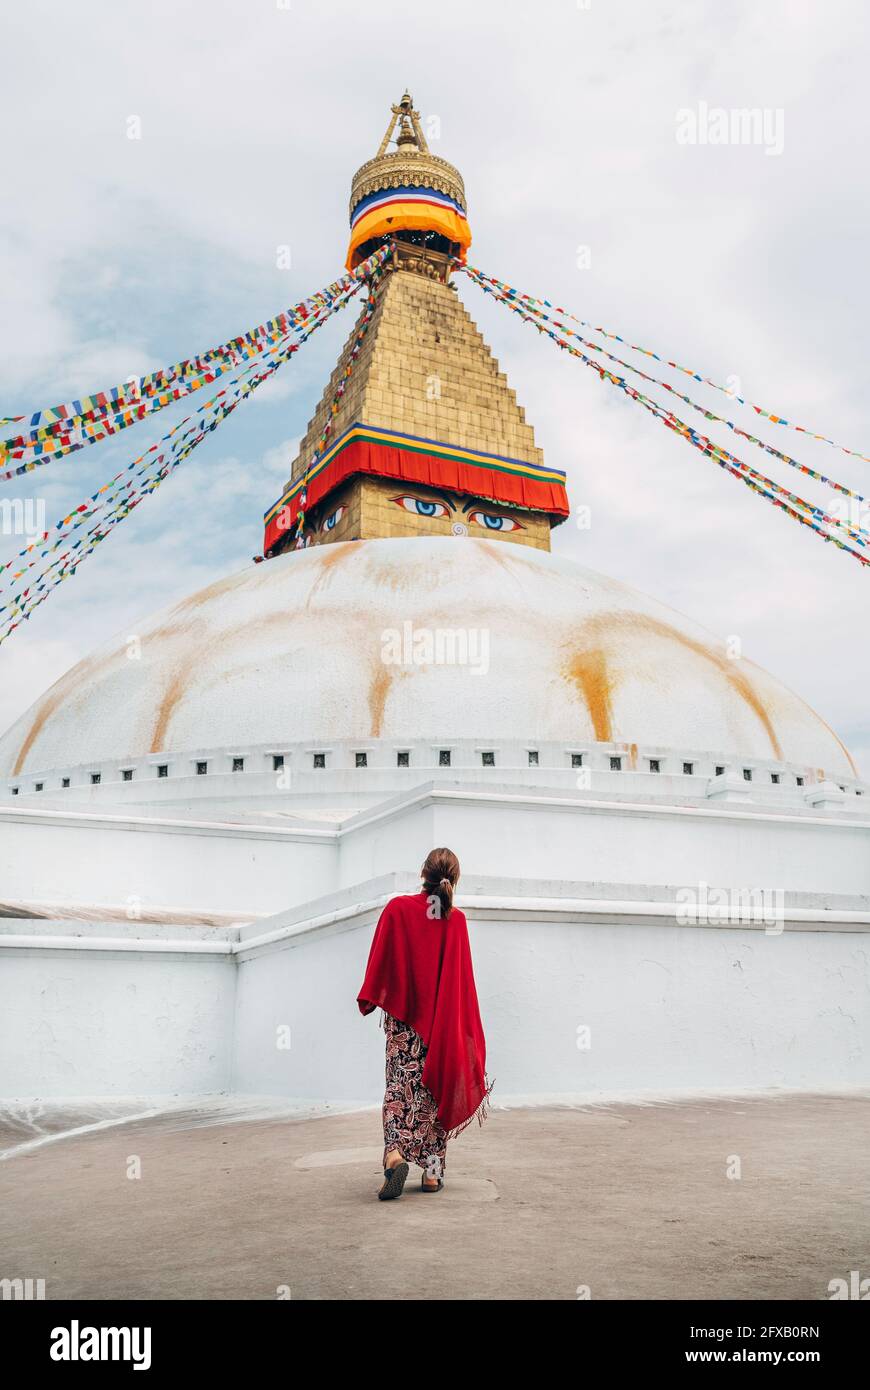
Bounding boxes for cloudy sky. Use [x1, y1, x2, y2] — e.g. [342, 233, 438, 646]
[1, 0, 868, 769]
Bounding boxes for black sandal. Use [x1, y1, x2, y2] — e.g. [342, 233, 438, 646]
[378, 1161, 409, 1200]
[421, 1175, 444, 1193]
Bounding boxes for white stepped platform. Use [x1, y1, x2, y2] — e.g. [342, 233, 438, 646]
[3, 873, 869, 1103]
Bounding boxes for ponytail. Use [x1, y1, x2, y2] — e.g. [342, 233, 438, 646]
[421, 847, 460, 920]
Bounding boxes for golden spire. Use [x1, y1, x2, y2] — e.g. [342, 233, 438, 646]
[376, 92, 430, 157]
[261, 93, 566, 558]
[347, 93, 469, 271]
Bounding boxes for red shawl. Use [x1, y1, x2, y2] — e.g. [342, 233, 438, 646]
[357, 891, 492, 1138]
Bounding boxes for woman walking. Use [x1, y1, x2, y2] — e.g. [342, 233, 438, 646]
[357, 847, 492, 1200]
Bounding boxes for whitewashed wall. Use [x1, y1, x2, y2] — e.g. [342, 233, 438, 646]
[0, 928, 235, 1099]
[2, 781, 869, 1103]
[0, 807, 337, 917]
[4, 787, 869, 923]
[3, 895, 868, 1102]
[230, 886, 870, 1103]
[339, 788, 870, 897]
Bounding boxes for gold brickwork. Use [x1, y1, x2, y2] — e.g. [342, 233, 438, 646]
[289, 269, 545, 484]
[285, 263, 556, 552]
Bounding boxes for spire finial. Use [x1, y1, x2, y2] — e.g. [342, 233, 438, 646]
[375, 91, 430, 157]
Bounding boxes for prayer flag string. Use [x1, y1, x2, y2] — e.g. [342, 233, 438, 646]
[461, 265, 868, 514]
[462, 264, 870, 467]
[0, 344, 298, 643]
[0, 248, 394, 477]
[460, 265, 869, 567]
[293, 245, 395, 544]
[0, 255, 397, 646]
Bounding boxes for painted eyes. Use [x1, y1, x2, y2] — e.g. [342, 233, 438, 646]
[321, 505, 346, 532]
[390, 494, 524, 531]
[468, 510, 523, 532]
[393, 495, 450, 518]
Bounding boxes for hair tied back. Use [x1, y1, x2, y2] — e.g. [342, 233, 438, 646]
[420, 848, 460, 919]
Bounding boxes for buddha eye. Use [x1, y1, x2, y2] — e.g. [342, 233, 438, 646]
[392, 495, 450, 518]
[468, 510, 523, 532]
[321, 505, 346, 532]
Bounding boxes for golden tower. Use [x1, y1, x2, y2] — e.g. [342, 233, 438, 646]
[264, 93, 569, 556]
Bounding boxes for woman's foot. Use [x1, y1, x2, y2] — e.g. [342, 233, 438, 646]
[378, 1150, 409, 1200]
[422, 1156, 444, 1191]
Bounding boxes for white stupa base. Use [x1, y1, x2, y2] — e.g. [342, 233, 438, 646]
[3, 868, 868, 1105]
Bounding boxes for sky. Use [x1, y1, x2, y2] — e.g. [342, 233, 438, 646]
[1, 0, 868, 770]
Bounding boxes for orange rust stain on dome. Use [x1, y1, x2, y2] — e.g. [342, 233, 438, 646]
[368, 661, 393, 738]
[147, 603, 314, 749]
[719, 663, 782, 759]
[564, 646, 613, 742]
[563, 612, 787, 759]
[304, 540, 358, 609]
[641, 616, 782, 760]
[13, 685, 72, 776]
[150, 668, 190, 753]
[316, 540, 358, 571]
[168, 569, 249, 617]
[12, 648, 118, 776]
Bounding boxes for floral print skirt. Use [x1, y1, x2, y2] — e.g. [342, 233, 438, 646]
[382, 1013, 447, 1179]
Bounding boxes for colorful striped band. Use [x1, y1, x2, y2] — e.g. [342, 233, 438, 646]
[351, 184, 466, 228]
[263, 423, 569, 553]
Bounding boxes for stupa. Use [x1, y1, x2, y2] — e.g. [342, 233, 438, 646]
[1, 96, 868, 1109]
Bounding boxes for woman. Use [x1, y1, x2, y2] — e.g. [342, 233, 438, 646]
[357, 847, 492, 1200]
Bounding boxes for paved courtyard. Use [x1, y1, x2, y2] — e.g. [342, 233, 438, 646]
[1, 1093, 868, 1300]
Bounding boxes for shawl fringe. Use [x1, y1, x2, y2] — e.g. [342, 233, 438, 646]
[379, 1007, 494, 1143]
[445, 1073, 495, 1142]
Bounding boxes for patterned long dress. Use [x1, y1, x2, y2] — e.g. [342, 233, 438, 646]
[382, 1013, 448, 1180]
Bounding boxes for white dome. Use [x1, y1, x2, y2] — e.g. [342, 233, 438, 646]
[0, 537, 857, 782]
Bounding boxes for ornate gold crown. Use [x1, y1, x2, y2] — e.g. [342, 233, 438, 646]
[348, 92, 466, 220]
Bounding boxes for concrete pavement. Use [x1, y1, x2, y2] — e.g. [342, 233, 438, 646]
[1, 1093, 868, 1300]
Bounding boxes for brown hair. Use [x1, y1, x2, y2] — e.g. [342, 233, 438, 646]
[421, 847, 460, 919]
